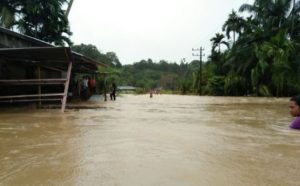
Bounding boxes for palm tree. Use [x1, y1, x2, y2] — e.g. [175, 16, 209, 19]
[239, 0, 298, 34]
[17, 0, 72, 45]
[239, 0, 274, 24]
[225, 0, 300, 96]
[222, 10, 244, 44]
[210, 33, 229, 53]
[1, 0, 72, 45]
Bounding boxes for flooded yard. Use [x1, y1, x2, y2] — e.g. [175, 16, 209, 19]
[0, 95, 299, 186]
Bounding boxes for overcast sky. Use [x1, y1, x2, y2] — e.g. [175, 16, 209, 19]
[69, 0, 253, 65]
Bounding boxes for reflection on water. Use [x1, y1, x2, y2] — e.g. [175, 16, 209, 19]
[0, 95, 299, 186]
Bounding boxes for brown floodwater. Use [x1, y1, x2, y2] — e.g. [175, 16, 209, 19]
[0, 95, 299, 186]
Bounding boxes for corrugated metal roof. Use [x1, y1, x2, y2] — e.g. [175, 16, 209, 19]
[0, 27, 53, 47]
[0, 47, 107, 73]
[0, 27, 108, 72]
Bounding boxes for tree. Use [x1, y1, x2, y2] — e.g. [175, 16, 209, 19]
[222, 10, 244, 44]
[0, 0, 72, 46]
[17, 0, 72, 45]
[106, 52, 122, 67]
[72, 44, 122, 67]
[224, 0, 300, 96]
[210, 33, 229, 53]
[0, 0, 20, 28]
[72, 44, 102, 60]
[239, 0, 299, 36]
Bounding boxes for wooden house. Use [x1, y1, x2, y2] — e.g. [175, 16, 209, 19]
[0, 27, 106, 111]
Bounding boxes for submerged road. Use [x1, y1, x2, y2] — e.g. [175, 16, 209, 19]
[0, 95, 299, 186]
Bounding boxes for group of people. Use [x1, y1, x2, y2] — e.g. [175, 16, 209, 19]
[72, 76, 97, 100]
[73, 77, 118, 101]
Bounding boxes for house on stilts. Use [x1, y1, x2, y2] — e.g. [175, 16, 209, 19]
[0, 27, 107, 112]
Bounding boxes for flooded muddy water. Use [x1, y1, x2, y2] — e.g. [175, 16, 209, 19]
[0, 95, 299, 186]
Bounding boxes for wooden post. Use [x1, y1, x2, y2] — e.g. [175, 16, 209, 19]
[61, 61, 72, 112]
[38, 66, 41, 108]
[104, 74, 107, 101]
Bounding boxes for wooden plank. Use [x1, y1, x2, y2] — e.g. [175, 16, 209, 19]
[61, 49, 73, 112]
[0, 79, 67, 85]
[40, 65, 66, 73]
[0, 82, 66, 85]
[0, 79, 67, 83]
[38, 66, 41, 108]
[0, 99, 61, 103]
[0, 93, 64, 99]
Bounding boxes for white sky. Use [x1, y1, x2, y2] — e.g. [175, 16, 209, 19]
[69, 0, 253, 65]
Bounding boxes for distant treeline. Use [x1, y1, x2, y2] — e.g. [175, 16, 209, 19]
[118, 0, 300, 97]
[1, 0, 300, 96]
[119, 59, 199, 94]
[74, 0, 300, 97]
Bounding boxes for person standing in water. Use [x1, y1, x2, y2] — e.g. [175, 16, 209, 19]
[289, 95, 300, 129]
[150, 89, 153, 98]
[110, 79, 117, 101]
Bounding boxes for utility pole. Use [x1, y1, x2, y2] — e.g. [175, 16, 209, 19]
[192, 47, 205, 95]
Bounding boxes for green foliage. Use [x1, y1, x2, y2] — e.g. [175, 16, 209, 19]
[224, 72, 246, 96]
[259, 85, 271, 97]
[0, 0, 19, 28]
[206, 76, 225, 96]
[119, 59, 197, 93]
[72, 44, 122, 68]
[106, 52, 122, 68]
[72, 44, 102, 60]
[222, 10, 244, 43]
[207, 0, 300, 97]
[0, 0, 72, 45]
[71, 43, 122, 94]
[210, 33, 229, 53]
